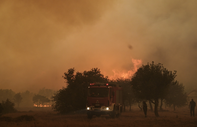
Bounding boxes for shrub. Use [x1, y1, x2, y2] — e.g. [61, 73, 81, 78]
[1, 99, 17, 113]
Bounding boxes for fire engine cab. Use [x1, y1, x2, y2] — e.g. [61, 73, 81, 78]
[86, 83, 122, 118]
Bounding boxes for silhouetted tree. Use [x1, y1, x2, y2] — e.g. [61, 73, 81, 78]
[159, 99, 164, 110]
[14, 93, 22, 107]
[149, 100, 153, 111]
[38, 88, 56, 99]
[1, 99, 17, 113]
[131, 61, 177, 117]
[53, 68, 108, 114]
[114, 79, 137, 111]
[0, 103, 3, 115]
[33, 94, 50, 107]
[20, 91, 34, 107]
[165, 81, 187, 110]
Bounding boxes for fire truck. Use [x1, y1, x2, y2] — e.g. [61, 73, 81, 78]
[86, 83, 123, 118]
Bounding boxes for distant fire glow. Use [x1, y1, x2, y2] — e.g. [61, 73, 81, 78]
[34, 103, 51, 107]
[109, 59, 142, 80]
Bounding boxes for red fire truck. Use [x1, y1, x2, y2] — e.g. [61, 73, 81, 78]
[86, 83, 123, 118]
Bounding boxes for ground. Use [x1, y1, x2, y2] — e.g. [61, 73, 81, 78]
[0, 107, 197, 127]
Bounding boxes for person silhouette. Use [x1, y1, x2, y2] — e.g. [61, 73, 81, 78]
[189, 99, 196, 117]
[143, 101, 147, 117]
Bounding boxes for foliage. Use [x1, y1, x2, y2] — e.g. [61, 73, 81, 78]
[131, 61, 177, 116]
[53, 68, 108, 114]
[38, 88, 56, 99]
[32, 94, 50, 107]
[14, 93, 23, 107]
[1, 99, 17, 113]
[20, 91, 34, 107]
[113, 79, 137, 111]
[165, 81, 188, 110]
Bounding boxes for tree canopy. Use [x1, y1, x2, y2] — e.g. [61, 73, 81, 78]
[38, 88, 56, 99]
[53, 63, 187, 115]
[165, 81, 187, 110]
[20, 91, 34, 107]
[1, 99, 17, 113]
[113, 79, 137, 111]
[14, 93, 23, 107]
[131, 61, 177, 116]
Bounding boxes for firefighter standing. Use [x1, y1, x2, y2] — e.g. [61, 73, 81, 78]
[143, 101, 147, 117]
[189, 99, 196, 117]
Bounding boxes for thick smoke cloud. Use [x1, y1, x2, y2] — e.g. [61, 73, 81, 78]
[0, 0, 115, 92]
[116, 0, 197, 92]
[1, 0, 197, 92]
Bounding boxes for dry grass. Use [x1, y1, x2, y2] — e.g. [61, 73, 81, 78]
[0, 107, 197, 127]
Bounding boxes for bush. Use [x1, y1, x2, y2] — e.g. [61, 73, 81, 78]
[1, 99, 17, 114]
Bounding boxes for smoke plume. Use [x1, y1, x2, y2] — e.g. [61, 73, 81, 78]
[1, 0, 197, 92]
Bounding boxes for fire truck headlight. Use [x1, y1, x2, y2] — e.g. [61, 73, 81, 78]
[106, 107, 109, 110]
[87, 107, 90, 110]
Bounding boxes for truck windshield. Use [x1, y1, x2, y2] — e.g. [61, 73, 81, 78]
[88, 88, 109, 97]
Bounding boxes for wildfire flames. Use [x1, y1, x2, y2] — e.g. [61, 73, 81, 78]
[109, 59, 142, 80]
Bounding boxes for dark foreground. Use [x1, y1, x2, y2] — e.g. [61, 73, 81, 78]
[0, 107, 197, 127]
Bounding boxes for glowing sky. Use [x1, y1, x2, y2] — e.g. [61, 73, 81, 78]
[1, 0, 197, 92]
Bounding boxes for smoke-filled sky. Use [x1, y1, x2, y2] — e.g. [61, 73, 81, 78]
[1, 0, 197, 92]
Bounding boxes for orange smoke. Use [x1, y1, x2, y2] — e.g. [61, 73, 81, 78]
[109, 59, 142, 80]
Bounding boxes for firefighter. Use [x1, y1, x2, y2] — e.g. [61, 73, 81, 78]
[143, 101, 147, 117]
[189, 99, 196, 117]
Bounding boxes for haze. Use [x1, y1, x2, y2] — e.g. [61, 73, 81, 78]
[1, 0, 197, 92]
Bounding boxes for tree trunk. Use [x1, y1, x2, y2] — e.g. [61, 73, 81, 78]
[154, 99, 159, 117]
[129, 104, 131, 111]
[149, 100, 153, 111]
[123, 104, 125, 112]
[138, 103, 142, 111]
[160, 99, 163, 110]
[129, 99, 132, 111]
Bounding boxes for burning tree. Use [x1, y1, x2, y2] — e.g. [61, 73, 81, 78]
[32, 94, 50, 107]
[131, 61, 177, 117]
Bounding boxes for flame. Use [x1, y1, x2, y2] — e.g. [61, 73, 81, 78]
[34, 103, 51, 107]
[109, 59, 142, 80]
